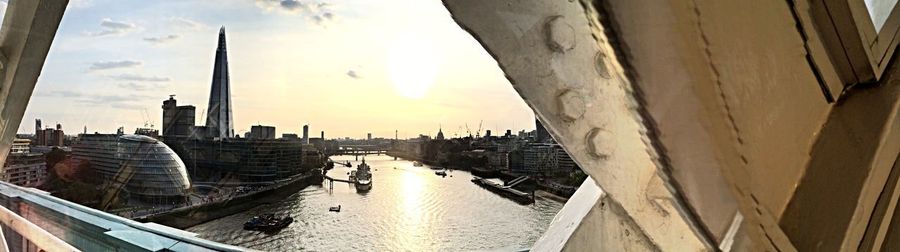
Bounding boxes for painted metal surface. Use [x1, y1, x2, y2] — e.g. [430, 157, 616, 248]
[442, 0, 713, 250]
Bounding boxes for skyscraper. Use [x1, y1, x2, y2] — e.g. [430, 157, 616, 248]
[205, 26, 234, 139]
[302, 124, 309, 144]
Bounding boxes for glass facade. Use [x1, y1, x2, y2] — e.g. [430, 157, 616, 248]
[72, 134, 191, 202]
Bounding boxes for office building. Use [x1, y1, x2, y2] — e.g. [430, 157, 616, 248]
[178, 138, 306, 184]
[162, 95, 196, 137]
[519, 143, 578, 176]
[282, 133, 299, 140]
[249, 125, 276, 139]
[1, 139, 46, 187]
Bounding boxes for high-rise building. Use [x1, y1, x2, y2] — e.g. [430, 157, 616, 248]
[162, 95, 196, 137]
[250, 125, 276, 139]
[34, 122, 64, 147]
[302, 124, 309, 144]
[34, 119, 41, 136]
[485, 129, 492, 138]
[535, 119, 550, 143]
[205, 27, 234, 139]
[367, 133, 372, 141]
[321, 131, 324, 140]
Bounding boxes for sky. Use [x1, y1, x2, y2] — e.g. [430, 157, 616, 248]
[12, 0, 536, 139]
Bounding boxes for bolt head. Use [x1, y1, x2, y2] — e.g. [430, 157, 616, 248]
[586, 128, 609, 160]
[594, 51, 611, 79]
[545, 16, 575, 53]
[557, 90, 585, 122]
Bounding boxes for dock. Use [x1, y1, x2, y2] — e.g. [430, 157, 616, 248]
[323, 175, 353, 183]
[471, 177, 535, 204]
[323, 174, 354, 189]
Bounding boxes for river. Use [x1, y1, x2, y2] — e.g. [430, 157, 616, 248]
[186, 155, 564, 251]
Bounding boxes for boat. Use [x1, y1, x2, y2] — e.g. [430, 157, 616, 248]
[413, 161, 424, 167]
[329, 205, 341, 212]
[435, 170, 447, 177]
[355, 158, 372, 191]
[243, 214, 293, 231]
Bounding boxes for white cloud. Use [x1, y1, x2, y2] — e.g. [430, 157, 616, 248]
[88, 18, 136, 36]
[106, 73, 170, 82]
[89, 60, 142, 71]
[170, 17, 207, 30]
[143, 34, 180, 44]
[254, 0, 337, 27]
[346, 70, 360, 79]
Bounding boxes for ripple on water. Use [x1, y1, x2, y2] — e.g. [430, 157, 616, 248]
[187, 155, 565, 251]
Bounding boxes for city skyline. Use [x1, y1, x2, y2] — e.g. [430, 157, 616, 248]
[14, 0, 536, 138]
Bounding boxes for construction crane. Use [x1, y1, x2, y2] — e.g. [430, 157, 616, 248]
[465, 123, 473, 138]
[141, 108, 154, 128]
[475, 120, 483, 138]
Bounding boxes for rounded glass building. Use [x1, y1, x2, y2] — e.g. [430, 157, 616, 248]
[116, 134, 191, 202]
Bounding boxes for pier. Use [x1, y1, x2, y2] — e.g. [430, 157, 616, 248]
[471, 176, 535, 204]
[323, 174, 354, 189]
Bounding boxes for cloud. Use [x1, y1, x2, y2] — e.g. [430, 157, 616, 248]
[255, 0, 337, 27]
[75, 94, 152, 110]
[107, 73, 170, 82]
[36, 90, 84, 98]
[36, 90, 152, 110]
[88, 18, 136, 36]
[346, 70, 360, 79]
[117, 82, 163, 91]
[143, 34, 180, 44]
[170, 17, 207, 30]
[89, 60, 142, 71]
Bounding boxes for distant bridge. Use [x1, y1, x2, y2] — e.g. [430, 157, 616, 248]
[332, 144, 390, 155]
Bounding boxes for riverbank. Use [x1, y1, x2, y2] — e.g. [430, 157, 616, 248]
[135, 171, 323, 229]
[386, 152, 576, 201]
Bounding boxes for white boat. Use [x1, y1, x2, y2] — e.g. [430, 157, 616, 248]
[355, 158, 372, 191]
[413, 161, 424, 167]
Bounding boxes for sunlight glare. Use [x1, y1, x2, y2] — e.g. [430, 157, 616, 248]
[388, 33, 439, 99]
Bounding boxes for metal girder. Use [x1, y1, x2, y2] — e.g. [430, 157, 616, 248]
[0, 0, 68, 168]
[442, 0, 715, 250]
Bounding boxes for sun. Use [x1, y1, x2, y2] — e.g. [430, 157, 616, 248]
[388, 33, 439, 99]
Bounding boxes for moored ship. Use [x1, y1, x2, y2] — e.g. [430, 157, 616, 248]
[355, 158, 372, 191]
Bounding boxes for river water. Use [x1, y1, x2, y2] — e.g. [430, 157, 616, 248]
[186, 155, 564, 251]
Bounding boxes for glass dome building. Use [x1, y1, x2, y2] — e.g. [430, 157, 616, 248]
[73, 134, 191, 203]
[117, 134, 191, 202]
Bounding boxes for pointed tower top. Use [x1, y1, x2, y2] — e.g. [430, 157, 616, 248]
[219, 26, 225, 34]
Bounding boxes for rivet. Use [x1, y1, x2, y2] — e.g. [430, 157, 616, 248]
[586, 128, 609, 160]
[557, 89, 585, 122]
[594, 51, 611, 79]
[545, 16, 576, 53]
